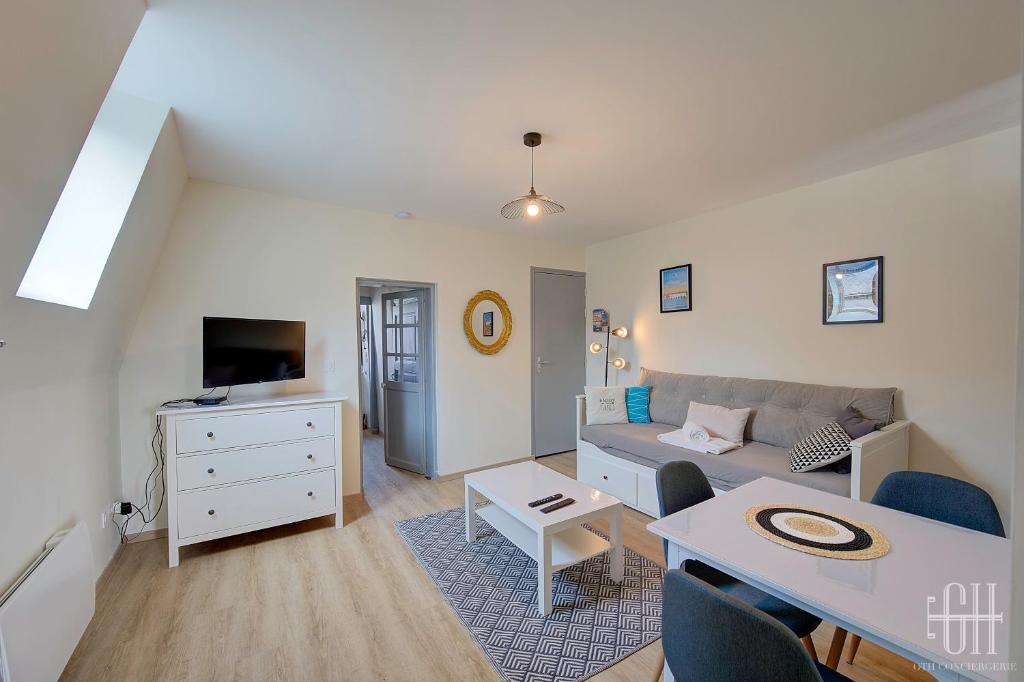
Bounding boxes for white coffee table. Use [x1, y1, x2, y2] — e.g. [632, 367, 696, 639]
[464, 461, 624, 616]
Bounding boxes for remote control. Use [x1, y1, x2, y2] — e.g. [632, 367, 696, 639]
[528, 494, 563, 508]
[539, 498, 575, 514]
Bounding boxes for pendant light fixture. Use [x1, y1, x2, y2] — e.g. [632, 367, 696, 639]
[501, 132, 565, 219]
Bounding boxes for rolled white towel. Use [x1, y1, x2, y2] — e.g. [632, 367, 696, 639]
[657, 428, 691, 448]
[699, 438, 740, 455]
[682, 420, 710, 443]
[657, 425, 741, 455]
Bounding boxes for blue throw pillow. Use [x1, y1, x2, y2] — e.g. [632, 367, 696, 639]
[626, 386, 651, 423]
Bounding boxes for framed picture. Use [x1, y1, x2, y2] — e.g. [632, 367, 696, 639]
[823, 256, 883, 325]
[482, 310, 494, 337]
[592, 308, 609, 332]
[660, 264, 692, 313]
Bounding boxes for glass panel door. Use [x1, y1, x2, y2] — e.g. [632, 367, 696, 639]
[384, 293, 422, 385]
[381, 288, 429, 475]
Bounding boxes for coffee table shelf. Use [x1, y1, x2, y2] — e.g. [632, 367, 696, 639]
[476, 503, 612, 571]
[465, 461, 624, 615]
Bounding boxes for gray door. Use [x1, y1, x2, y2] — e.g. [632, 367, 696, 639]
[382, 289, 428, 474]
[532, 269, 586, 456]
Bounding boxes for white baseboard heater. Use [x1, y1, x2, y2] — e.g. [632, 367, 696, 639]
[0, 523, 95, 682]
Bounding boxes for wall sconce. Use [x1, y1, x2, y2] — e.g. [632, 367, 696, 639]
[589, 320, 629, 386]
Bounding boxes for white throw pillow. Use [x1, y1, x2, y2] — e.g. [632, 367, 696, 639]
[686, 401, 750, 445]
[585, 386, 628, 425]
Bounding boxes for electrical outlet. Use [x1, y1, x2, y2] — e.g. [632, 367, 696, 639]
[101, 512, 107, 529]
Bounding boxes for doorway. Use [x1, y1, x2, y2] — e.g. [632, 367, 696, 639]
[359, 296, 379, 433]
[357, 280, 437, 482]
[531, 268, 586, 456]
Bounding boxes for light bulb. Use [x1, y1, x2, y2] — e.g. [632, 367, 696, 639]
[611, 326, 628, 338]
[526, 201, 540, 217]
[611, 357, 627, 369]
[589, 342, 604, 354]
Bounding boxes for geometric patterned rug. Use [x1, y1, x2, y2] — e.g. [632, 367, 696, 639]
[395, 507, 664, 682]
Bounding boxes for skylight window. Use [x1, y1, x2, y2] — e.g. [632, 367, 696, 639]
[17, 89, 169, 309]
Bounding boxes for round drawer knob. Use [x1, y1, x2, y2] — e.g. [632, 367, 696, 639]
[208, 509, 215, 515]
[306, 421, 313, 427]
[207, 468, 215, 474]
[207, 431, 214, 438]
[602, 475, 608, 480]
[307, 491, 314, 497]
[307, 454, 313, 460]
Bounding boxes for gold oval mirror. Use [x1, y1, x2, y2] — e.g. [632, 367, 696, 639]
[463, 290, 512, 355]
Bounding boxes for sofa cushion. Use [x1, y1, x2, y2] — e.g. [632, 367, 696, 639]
[639, 368, 896, 449]
[836, 405, 880, 439]
[626, 386, 651, 423]
[585, 385, 628, 424]
[789, 422, 852, 472]
[580, 422, 851, 496]
[686, 400, 750, 444]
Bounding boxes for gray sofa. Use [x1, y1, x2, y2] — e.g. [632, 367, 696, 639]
[575, 369, 910, 517]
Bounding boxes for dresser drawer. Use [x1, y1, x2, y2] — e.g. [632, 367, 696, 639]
[176, 437, 335, 491]
[177, 469, 336, 539]
[577, 450, 637, 505]
[176, 407, 334, 453]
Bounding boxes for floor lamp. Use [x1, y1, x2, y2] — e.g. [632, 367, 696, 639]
[589, 325, 628, 386]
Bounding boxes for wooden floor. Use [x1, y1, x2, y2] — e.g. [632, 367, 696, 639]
[63, 435, 933, 681]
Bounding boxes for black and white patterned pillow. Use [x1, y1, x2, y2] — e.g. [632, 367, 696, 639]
[790, 422, 852, 472]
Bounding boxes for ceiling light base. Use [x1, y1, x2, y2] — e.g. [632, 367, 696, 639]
[523, 132, 542, 148]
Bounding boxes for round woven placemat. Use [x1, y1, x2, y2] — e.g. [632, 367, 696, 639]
[744, 504, 890, 560]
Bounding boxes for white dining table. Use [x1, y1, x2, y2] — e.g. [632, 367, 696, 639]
[647, 477, 1012, 682]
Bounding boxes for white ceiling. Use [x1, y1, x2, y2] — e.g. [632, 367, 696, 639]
[115, 0, 1021, 244]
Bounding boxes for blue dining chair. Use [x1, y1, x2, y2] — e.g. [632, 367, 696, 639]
[663, 565, 852, 682]
[872, 471, 1005, 536]
[839, 471, 1006, 665]
[656, 462, 823, 662]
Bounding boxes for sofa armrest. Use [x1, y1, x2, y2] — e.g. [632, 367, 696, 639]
[850, 420, 910, 501]
[576, 394, 586, 441]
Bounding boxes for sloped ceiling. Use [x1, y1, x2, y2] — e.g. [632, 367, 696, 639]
[0, 0, 189, 597]
[114, 0, 1021, 244]
[1, 0, 185, 390]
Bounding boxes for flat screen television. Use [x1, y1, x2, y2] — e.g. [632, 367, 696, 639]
[203, 317, 306, 388]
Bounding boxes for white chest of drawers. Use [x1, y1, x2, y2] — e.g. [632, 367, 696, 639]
[158, 394, 345, 567]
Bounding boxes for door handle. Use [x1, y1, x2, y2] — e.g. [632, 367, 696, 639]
[536, 356, 551, 373]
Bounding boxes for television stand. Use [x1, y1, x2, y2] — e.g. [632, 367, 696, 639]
[157, 393, 346, 567]
[194, 395, 228, 406]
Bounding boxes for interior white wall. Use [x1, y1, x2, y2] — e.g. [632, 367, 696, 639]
[117, 180, 584, 529]
[586, 128, 1020, 524]
[0, 0, 188, 592]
